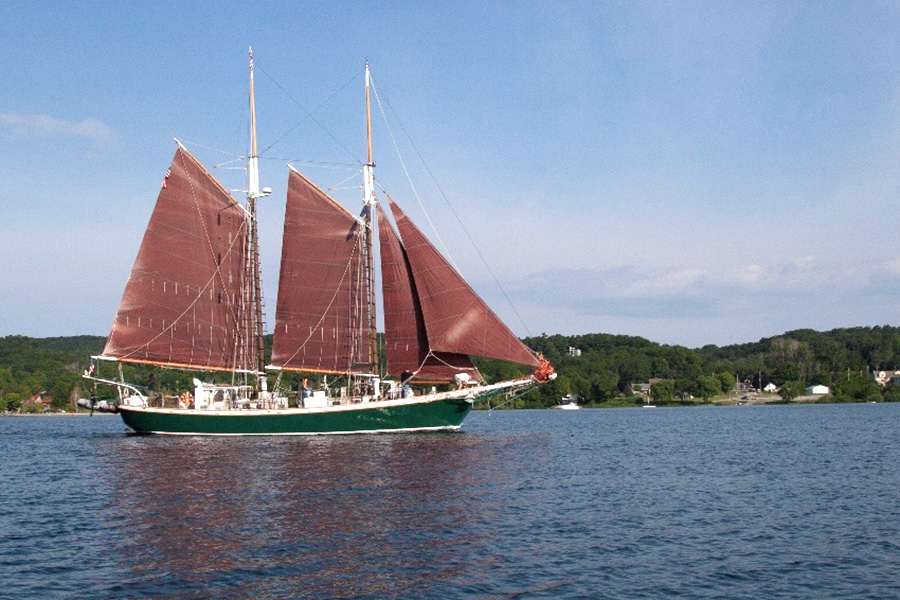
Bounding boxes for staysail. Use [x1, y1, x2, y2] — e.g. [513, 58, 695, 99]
[387, 197, 540, 368]
[377, 204, 480, 381]
[103, 145, 259, 372]
[270, 167, 371, 373]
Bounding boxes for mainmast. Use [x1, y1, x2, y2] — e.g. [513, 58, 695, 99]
[247, 46, 270, 392]
[363, 61, 379, 372]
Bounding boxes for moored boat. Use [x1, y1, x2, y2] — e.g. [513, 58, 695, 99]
[552, 394, 580, 410]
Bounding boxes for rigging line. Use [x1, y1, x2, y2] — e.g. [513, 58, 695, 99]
[370, 74, 533, 338]
[179, 140, 244, 159]
[254, 61, 362, 163]
[213, 157, 246, 169]
[369, 82, 459, 272]
[409, 349, 434, 381]
[489, 385, 535, 412]
[233, 230, 249, 377]
[327, 169, 364, 192]
[229, 234, 241, 382]
[260, 157, 358, 170]
[426, 350, 481, 374]
[352, 234, 368, 372]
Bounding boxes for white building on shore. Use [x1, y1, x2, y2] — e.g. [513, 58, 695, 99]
[874, 370, 900, 387]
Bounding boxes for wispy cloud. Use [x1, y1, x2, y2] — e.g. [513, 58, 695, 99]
[0, 112, 115, 143]
[882, 257, 900, 275]
[489, 256, 900, 346]
[506, 257, 872, 322]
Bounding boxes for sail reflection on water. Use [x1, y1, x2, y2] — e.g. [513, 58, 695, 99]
[107, 434, 509, 597]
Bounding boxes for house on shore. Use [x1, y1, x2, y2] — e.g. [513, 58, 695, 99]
[25, 393, 52, 412]
[634, 378, 663, 398]
[874, 370, 900, 387]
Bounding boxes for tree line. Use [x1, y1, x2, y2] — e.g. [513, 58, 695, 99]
[3, 326, 900, 411]
[476, 326, 900, 407]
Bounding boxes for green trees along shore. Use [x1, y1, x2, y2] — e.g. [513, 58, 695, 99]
[2, 326, 900, 411]
[505, 327, 896, 408]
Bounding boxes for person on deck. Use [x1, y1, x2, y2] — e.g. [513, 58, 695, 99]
[454, 372, 471, 389]
[401, 370, 413, 398]
[147, 373, 159, 406]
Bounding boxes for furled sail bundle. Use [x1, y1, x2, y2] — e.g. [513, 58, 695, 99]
[386, 197, 540, 369]
[103, 145, 258, 372]
[270, 167, 371, 373]
[377, 204, 480, 382]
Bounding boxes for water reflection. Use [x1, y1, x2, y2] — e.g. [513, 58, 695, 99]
[108, 433, 507, 599]
[11, 408, 900, 599]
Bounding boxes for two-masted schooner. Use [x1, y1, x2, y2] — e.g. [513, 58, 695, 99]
[80, 50, 555, 435]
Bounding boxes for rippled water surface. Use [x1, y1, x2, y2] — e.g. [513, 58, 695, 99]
[3, 404, 900, 599]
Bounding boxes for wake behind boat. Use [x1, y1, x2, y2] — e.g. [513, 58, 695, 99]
[80, 50, 555, 435]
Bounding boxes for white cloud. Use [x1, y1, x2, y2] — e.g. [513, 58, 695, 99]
[0, 112, 114, 143]
[883, 257, 900, 275]
[725, 264, 764, 285]
[495, 255, 899, 346]
[632, 268, 706, 294]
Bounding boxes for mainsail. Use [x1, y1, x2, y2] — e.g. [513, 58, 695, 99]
[387, 197, 540, 369]
[270, 167, 371, 373]
[103, 146, 259, 372]
[377, 205, 480, 381]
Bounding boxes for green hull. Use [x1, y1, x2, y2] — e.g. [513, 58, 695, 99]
[118, 397, 474, 435]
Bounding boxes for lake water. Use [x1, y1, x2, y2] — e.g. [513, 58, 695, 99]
[2, 404, 900, 599]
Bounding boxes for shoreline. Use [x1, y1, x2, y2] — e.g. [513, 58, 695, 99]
[1, 412, 117, 417]
[3, 397, 888, 416]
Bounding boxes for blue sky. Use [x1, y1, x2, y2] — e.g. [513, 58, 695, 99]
[3, 1, 900, 348]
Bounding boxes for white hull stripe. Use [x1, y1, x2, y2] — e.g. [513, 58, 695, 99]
[143, 425, 462, 436]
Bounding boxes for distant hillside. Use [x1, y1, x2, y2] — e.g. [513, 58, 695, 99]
[3, 326, 900, 410]
[477, 326, 900, 407]
[0, 335, 105, 410]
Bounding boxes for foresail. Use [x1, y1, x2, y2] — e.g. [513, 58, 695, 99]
[387, 198, 540, 368]
[377, 205, 479, 382]
[103, 146, 258, 372]
[270, 168, 370, 373]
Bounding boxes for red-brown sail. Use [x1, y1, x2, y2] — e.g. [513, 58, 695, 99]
[377, 205, 479, 382]
[103, 146, 258, 372]
[270, 168, 370, 373]
[387, 197, 539, 368]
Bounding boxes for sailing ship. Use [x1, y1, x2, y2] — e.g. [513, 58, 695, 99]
[80, 49, 555, 435]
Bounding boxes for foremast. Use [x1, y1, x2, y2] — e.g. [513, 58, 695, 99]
[362, 61, 379, 374]
[247, 46, 270, 393]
